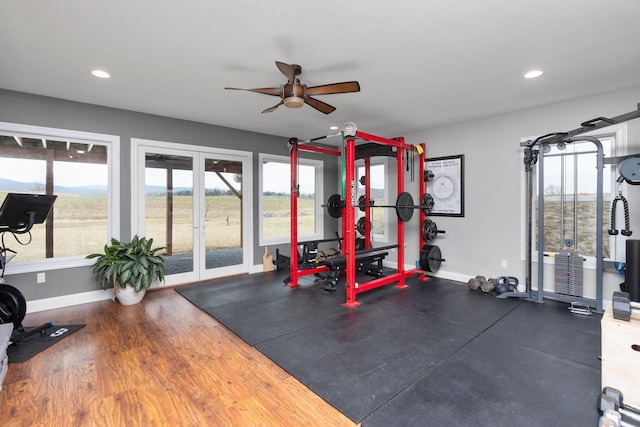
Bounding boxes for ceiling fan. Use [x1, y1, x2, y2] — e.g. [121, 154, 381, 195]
[225, 61, 360, 114]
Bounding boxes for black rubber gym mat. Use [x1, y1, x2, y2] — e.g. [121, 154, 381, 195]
[485, 299, 601, 369]
[7, 324, 85, 363]
[176, 273, 602, 424]
[362, 333, 600, 426]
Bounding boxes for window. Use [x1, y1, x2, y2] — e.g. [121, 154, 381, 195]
[0, 122, 119, 273]
[356, 160, 388, 242]
[530, 124, 626, 263]
[259, 153, 323, 245]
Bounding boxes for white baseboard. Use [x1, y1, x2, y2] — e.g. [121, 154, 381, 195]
[426, 270, 470, 283]
[25, 265, 472, 313]
[27, 267, 267, 313]
[26, 290, 114, 314]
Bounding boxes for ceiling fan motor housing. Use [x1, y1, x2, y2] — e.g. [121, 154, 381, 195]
[283, 96, 305, 108]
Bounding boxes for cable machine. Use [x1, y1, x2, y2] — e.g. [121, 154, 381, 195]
[500, 104, 640, 313]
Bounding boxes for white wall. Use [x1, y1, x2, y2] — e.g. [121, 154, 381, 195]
[399, 85, 640, 301]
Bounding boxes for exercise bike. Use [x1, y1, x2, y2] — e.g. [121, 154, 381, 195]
[0, 193, 57, 346]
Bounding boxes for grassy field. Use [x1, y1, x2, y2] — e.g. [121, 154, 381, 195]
[539, 199, 611, 257]
[1, 192, 316, 261]
[1, 190, 611, 262]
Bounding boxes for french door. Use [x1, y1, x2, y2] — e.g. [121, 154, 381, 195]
[132, 139, 252, 285]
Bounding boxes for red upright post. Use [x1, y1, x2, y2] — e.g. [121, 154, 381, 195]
[418, 142, 429, 280]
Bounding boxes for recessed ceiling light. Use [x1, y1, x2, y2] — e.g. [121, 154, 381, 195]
[524, 69, 543, 79]
[91, 69, 111, 79]
[329, 126, 339, 130]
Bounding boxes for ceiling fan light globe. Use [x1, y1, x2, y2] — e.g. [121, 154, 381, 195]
[283, 96, 305, 108]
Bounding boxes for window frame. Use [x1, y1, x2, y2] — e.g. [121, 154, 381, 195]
[0, 121, 120, 274]
[258, 153, 323, 246]
[521, 123, 627, 269]
[355, 157, 389, 243]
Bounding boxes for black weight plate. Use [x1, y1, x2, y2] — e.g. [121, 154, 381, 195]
[422, 219, 438, 242]
[327, 193, 343, 218]
[421, 193, 434, 215]
[424, 169, 435, 182]
[358, 195, 367, 212]
[0, 284, 27, 328]
[420, 244, 443, 273]
[356, 217, 368, 235]
[395, 192, 415, 222]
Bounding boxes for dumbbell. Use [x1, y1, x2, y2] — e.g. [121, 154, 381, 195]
[604, 387, 640, 417]
[599, 408, 636, 427]
[612, 291, 640, 321]
[599, 394, 640, 425]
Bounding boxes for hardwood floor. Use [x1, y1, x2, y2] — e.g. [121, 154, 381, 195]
[0, 286, 358, 426]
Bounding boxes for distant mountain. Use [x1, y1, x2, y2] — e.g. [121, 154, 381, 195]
[0, 178, 192, 196]
[0, 178, 108, 195]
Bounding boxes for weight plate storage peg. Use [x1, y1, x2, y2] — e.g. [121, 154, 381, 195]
[420, 244, 445, 273]
[326, 193, 344, 218]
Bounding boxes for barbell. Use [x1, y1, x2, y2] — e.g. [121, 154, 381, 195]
[326, 192, 436, 222]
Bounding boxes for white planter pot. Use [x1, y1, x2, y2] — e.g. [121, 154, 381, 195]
[115, 284, 147, 305]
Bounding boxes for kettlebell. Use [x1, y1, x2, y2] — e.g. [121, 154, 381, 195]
[495, 276, 519, 295]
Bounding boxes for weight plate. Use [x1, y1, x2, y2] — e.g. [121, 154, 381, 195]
[422, 219, 438, 242]
[0, 284, 27, 328]
[358, 195, 367, 212]
[420, 244, 443, 273]
[395, 192, 415, 222]
[421, 193, 434, 215]
[356, 217, 368, 235]
[424, 169, 435, 182]
[327, 193, 343, 219]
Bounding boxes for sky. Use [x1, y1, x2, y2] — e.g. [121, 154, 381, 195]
[0, 158, 108, 186]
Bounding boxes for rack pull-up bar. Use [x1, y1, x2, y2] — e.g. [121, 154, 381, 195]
[289, 132, 342, 145]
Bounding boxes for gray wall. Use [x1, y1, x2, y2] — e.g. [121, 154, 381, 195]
[2, 85, 639, 305]
[400, 85, 640, 302]
[0, 89, 339, 301]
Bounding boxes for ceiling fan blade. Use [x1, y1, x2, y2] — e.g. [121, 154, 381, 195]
[306, 81, 360, 96]
[304, 96, 336, 114]
[275, 61, 296, 83]
[224, 86, 282, 97]
[262, 100, 284, 114]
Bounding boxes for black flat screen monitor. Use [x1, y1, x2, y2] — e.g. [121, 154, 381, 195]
[0, 193, 57, 231]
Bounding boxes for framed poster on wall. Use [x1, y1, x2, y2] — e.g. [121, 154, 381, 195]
[425, 154, 465, 217]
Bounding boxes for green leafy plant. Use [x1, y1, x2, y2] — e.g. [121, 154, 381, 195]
[86, 235, 166, 294]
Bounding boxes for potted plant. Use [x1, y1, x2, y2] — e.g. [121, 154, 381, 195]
[86, 235, 166, 305]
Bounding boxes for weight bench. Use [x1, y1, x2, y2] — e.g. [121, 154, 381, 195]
[318, 251, 388, 292]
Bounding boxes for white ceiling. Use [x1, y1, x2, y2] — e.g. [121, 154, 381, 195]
[1, 1, 640, 141]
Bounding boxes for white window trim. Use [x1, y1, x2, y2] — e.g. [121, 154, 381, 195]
[259, 153, 324, 246]
[0, 121, 120, 274]
[356, 157, 389, 243]
[520, 123, 627, 269]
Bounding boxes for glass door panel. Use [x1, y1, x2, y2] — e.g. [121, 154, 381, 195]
[144, 153, 194, 276]
[203, 158, 243, 270]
